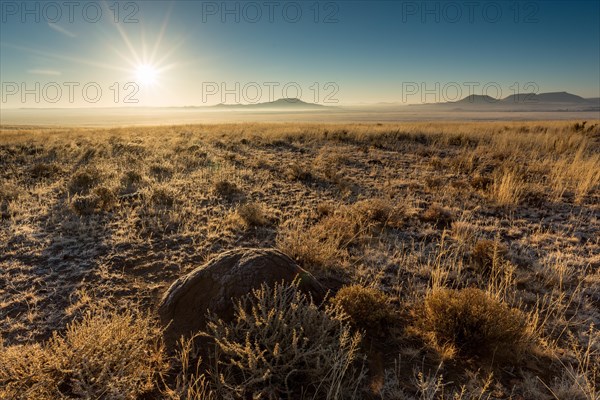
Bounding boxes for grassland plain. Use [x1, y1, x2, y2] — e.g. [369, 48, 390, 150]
[0, 120, 598, 399]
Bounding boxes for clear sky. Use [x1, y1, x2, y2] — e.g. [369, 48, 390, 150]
[1, 0, 599, 107]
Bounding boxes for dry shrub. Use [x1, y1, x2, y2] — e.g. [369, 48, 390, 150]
[331, 285, 393, 330]
[149, 163, 174, 182]
[178, 153, 209, 172]
[572, 121, 598, 134]
[414, 288, 529, 363]
[0, 182, 21, 218]
[429, 155, 445, 170]
[450, 150, 479, 174]
[0, 309, 166, 400]
[29, 162, 61, 180]
[332, 176, 355, 196]
[213, 179, 239, 199]
[202, 280, 364, 399]
[320, 163, 340, 183]
[316, 201, 335, 218]
[312, 151, 356, 193]
[0, 182, 20, 203]
[70, 194, 99, 215]
[150, 186, 176, 208]
[522, 185, 548, 206]
[284, 162, 312, 181]
[425, 176, 445, 189]
[421, 204, 454, 228]
[121, 170, 145, 194]
[277, 217, 348, 271]
[237, 202, 271, 227]
[471, 239, 508, 275]
[278, 200, 400, 271]
[314, 148, 351, 168]
[249, 156, 272, 170]
[93, 186, 117, 209]
[70, 186, 116, 215]
[68, 166, 103, 194]
[470, 174, 493, 190]
[313, 152, 342, 182]
[277, 211, 361, 271]
[77, 147, 96, 163]
[352, 198, 403, 228]
[111, 141, 147, 157]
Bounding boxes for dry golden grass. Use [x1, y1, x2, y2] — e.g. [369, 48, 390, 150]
[0, 120, 598, 399]
[470, 238, 508, 275]
[0, 309, 166, 399]
[331, 285, 394, 330]
[412, 287, 531, 363]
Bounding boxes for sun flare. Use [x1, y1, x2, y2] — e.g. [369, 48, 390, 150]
[134, 64, 159, 86]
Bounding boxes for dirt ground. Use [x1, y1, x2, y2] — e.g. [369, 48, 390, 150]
[1, 121, 598, 398]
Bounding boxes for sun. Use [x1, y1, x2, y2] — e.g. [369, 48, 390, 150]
[134, 64, 159, 86]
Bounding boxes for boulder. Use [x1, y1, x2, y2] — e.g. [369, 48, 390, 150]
[158, 248, 324, 348]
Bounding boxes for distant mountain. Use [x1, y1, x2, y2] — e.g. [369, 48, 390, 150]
[455, 94, 498, 104]
[503, 92, 589, 104]
[502, 93, 538, 103]
[412, 91, 599, 112]
[213, 98, 327, 110]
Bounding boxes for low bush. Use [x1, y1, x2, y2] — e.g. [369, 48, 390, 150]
[352, 198, 403, 228]
[0, 310, 166, 400]
[331, 285, 394, 330]
[278, 199, 402, 272]
[202, 280, 365, 399]
[237, 202, 271, 227]
[150, 186, 176, 208]
[284, 163, 312, 181]
[68, 167, 103, 194]
[471, 239, 508, 274]
[414, 287, 529, 363]
[29, 163, 61, 180]
[213, 180, 239, 199]
[420, 204, 454, 228]
[70, 186, 116, 215]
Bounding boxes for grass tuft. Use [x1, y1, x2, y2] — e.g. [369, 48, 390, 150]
[331, 285, 394, 330]
[413, 287, 530, 363]
[0, 309, 167, 400]
[236, 202, 271, 227]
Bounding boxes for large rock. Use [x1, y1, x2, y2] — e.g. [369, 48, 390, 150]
[158, 248, 324, 348]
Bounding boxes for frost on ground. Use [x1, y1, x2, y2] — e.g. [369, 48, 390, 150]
[1, 121, 598, 399]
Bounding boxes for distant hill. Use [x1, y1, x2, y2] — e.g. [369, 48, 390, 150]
[455, 95, 498, 104]
[412, 91, 599, 112]
[502, 93, 538, 103]
[503, 92, 589, 104]
[213, 98, 327, 110]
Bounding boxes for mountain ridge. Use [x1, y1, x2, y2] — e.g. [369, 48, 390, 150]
[409, 91, 599, 111]
[213, 98, 327, 109]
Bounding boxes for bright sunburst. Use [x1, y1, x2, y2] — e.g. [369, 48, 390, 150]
[135, 64, 160, 86]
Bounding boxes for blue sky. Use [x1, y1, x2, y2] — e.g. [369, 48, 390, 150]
[1, 0, 599, 107]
